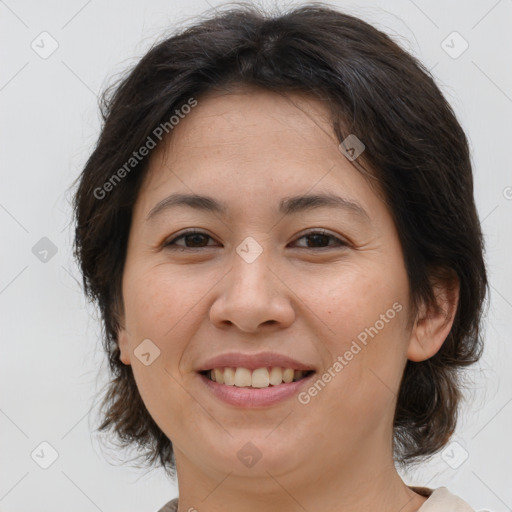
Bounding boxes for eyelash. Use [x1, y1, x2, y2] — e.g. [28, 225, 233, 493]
[163, 229, 348, 251]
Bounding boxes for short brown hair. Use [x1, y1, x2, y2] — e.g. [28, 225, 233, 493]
[72, 2, 488, 477]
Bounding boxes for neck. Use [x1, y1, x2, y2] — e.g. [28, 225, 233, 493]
[172, 441, 427, 512]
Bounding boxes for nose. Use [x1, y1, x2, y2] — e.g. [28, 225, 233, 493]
[209, 245, 296, 333]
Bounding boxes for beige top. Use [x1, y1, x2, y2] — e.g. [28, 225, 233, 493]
[157, 486, 475, 511]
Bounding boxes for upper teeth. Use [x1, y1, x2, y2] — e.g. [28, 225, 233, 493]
[208, 367, 306, 387]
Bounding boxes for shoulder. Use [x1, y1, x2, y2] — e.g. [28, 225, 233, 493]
[409, 486, 475, 511]
[158, 488, 475, 512]
[156, 497, 179, 512]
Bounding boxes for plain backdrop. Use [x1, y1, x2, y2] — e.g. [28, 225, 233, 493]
[1, 0, 511, 511]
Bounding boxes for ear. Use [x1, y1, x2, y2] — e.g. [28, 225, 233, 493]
[407, 273, 460, 362]
[118, 327, 132, 365]
[114, 300, 131, 366]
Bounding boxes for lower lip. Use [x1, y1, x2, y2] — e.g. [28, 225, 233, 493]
[198, 372, 316, 408]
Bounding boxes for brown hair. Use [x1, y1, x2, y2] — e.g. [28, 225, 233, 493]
[72, 2, 487, 477]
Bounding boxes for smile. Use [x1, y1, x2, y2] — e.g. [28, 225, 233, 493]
[201, 367, 314, 388]
[198, 368, 316, 408]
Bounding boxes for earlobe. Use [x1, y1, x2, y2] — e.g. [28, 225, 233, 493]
[407, 275, 460, 362]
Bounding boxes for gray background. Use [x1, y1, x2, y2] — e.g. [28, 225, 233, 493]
[1, 0, 511, 510]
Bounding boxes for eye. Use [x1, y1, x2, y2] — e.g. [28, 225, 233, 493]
[164, 229, 217, 250]
[292, 229, 348, 249]
[163, 229, 348, 251]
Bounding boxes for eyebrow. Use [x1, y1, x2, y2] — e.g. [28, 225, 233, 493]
[146, 192, 370, 222]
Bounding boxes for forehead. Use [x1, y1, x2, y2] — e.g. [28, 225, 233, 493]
[133, 87, 390, 230]
[143, 87, 360, 190]
[174, 89, 332, 156]
[124, 88, 401, 254]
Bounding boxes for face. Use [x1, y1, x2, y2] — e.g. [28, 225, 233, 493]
[118, 87, 417, 485]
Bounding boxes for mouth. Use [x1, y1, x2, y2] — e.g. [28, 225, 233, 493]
[198, 367, 315, 388]
[197, 367, 317, 408]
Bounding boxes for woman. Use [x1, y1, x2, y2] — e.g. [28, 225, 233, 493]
[72, 3, 487, 511]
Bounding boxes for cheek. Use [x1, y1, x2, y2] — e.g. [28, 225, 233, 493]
[122, 266, 200, 437]
[303, 261, 409, 397]
[123, 265, 209, 341]
[121, 266, 200, 409]
[303, 261, 407, 341]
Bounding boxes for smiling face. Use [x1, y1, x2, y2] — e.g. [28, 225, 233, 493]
[117, 86, 423, 492]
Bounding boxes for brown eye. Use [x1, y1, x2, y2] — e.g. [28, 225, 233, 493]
[292, 230, 348, 249]
[164, 230, 217, 249]
[163, 229, 347, 251]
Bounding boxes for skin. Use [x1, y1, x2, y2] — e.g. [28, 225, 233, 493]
[117, 86, 458, 512]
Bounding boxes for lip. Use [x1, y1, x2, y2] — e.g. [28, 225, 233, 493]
[195, 351, 316, 372]
[198, 371, 316, 408]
